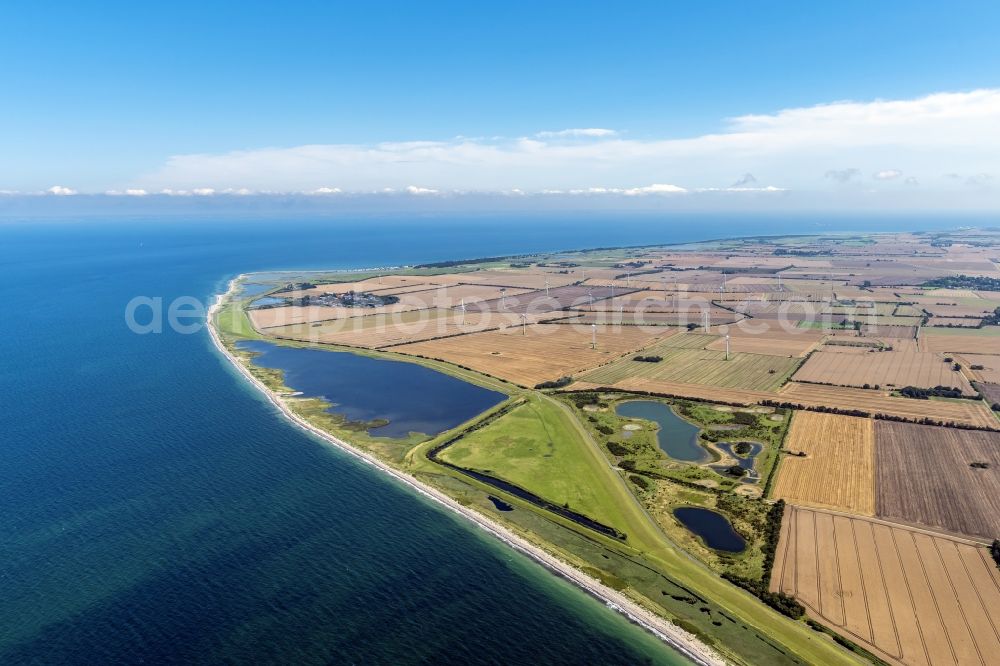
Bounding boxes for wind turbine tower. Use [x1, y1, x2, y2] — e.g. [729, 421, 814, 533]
[725, 334, 731, 361]
[703, 310, 710, 333]
[591, 323, 597, 349]
[500, 288, 506, 310]
[520, 313, 527, 335]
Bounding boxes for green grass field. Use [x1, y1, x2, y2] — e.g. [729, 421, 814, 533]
[580, 347, 800, 391]
[439, 395, 644, 532]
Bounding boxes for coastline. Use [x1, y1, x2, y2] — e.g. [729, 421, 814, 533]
[207, 277, 727, 666]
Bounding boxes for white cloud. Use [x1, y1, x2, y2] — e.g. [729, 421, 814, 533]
[46, 185, 77, 196]
[192, 188, 215, 196]
[130, 89, 1000, 206]
[873, 169, 902, 180]
[623, 183, 688, 195]
[309, 187, 342, 194]
[106, 188, 149, 196]
[405, 185, 439, 195]
[535, 128, 618, 138]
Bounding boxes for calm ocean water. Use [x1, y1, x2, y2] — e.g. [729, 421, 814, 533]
[0, 214, 970, 664]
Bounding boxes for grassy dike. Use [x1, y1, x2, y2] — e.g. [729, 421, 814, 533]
[212, 279, 863, 666]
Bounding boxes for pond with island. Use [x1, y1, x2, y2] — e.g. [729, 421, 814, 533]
[712, 441, 763, 484]
[615, 400, 708, 462]
[236, 340, 506, 438]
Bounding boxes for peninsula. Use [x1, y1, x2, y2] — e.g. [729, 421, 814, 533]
[211, 230, 1000, 666]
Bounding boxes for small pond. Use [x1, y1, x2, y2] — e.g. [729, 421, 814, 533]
[713, 441, 763, 484]
[615, 400, 707, 462]
[673, 507, 747, 553]
[237, 340, 506, 438]
[249, 296, 288, 308]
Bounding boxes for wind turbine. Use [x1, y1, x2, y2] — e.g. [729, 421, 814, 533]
[545, 279, 550, 296]
[703, 311, 710, 333]
[460, 298, 466, 325]
[626, 271, 631, 287]
[500, 288, 506, 310]
[591, 323, 597, 349]
[520, 313, 527, 335]
[725, 334, 731, 361]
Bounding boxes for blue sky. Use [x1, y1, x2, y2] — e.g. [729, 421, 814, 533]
[2, 1, 999, 209]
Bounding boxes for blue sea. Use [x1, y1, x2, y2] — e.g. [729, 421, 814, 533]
[0, 213, 973, 664]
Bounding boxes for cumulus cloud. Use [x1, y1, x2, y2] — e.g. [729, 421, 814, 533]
[46, 185, 77, 195]
[405, 185, 439, 195]
[535, 128, 618, 138]
[873, 169, 902, 180]
[825, 168, 861, 183]
[106, 188, 149, 196]
[129, 89, 1000, 204]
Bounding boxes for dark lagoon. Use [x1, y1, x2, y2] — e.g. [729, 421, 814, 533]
[673, 507, 747, 553]
[616, 400, 706, 462]
[237, 339, 506, 438]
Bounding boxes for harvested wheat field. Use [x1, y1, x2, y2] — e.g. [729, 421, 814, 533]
[267, 309, 543, 349]
[956, 354, 1000, 382]
[791, 351, 975, 394]
[875, 421, 1000, 539]
[580, 346, 801, 392]
[393, 324, 670, 386]
[562, 311, 744, 327]
[777, 382, 998, 428]
[771, 505, 1000, 666]
[926, 316, 983, 327]
[771, 412, 875, 514]
[706, 324, 824, 357]
[919, 326, 1000, 353]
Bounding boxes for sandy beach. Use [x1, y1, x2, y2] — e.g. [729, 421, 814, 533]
[207, 278, 726, 666]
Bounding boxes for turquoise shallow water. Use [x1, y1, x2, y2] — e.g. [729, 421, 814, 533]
[0, 214, 969, 663]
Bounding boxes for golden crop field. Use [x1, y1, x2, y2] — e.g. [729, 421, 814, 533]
[956, 353, 1000, 382]
[777, 382, 998, 428]
[579, 345, 801, 391]
[561, 311, 743, 327]
[705, 324, 824, 357]
[791, 351, 976, 394]
[266, 309, 544, 349]
[771, 506, 1000, 666]
[392, 323, 670, 386]
[456, 269, 580, 289]
[771, 412, 875, 514]
[919, 327, 1000, 354]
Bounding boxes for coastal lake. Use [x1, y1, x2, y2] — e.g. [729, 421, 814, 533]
[237, 340, 506, 438]
[615, 400, 707, 462]
[673, 507, 747, 553]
